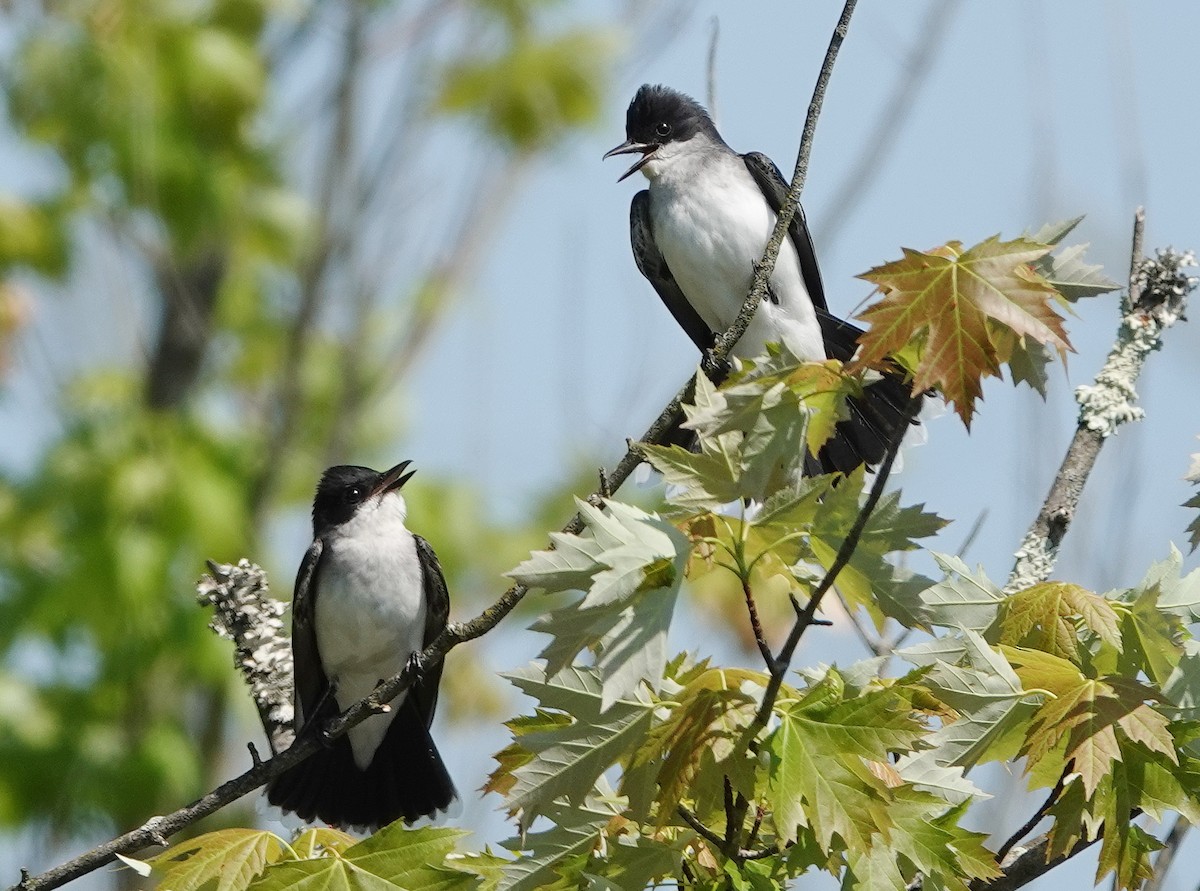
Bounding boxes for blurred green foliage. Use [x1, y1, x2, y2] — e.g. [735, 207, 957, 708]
[0, 0, 615, 837]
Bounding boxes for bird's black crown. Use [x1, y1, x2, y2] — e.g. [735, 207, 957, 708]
[624, 84, 721, 147]
[313, 465, 380, 530]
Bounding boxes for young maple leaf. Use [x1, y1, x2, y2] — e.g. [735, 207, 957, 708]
[855, 236, 1074, 425]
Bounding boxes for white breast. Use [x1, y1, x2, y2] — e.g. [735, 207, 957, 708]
[315, 495, 426, 769]
[648, 149, 823, 361]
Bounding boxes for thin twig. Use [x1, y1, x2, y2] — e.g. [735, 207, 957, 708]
[820, 0, 958, 249]
[678, 804, 726, 849]
[741, 578, 775, 667]
[709, 0, 858, 362]
[721, 777, 737, 854]
[969, 824, 1106, 891]
[755, 406, 913, 727]
[676, 805, 781, 865]
[714, 396, 914, 856]
[705, 17, 719, 123]
[745, 805, 765, 851]
[994, 770, 1067, 864]
[838, 590, 891, 657]
[1143, 815, 1190, 891]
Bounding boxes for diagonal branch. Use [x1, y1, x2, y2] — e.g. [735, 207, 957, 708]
[1143, 815, 1190, 891]
[708, 0, 857, 363]
[1006, 209, 1195, 592]
[994, 768, 1067, 864]
[754, 406, 912, 729]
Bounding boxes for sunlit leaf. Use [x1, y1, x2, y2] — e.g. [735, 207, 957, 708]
[857, 235, 1073, 425]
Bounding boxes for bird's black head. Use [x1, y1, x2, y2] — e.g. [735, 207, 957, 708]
[311, 461, 416, 533]
[603, 84, 722, 182]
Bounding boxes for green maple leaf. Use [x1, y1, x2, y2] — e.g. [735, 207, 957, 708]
[512, 499, 689, 708]
[1185, 490, 1200, 552]
[856, 235, 1073, 425]
[918, 554, 1005, 632]
[148, 829, 289, 891]
[1115, 583, 1183, 685]
[701, 353, 857, 460]
[843, 844, 905, 891]
[884, 796, 1001, 890]
[768, 713, 894, 851]
[1163, 640, 1200, 722]
[992, 581, 1121, 659]
[1017, 670, 1174, 797]
[1024, 219, 1121, 302]
[904, 631, 1037, 770]
[776, 673, 927, 762]
[248, 826, 477, 891]
[1094, 762, 1163, 891]
[647, 353, 861, 505]
[499, 791, 620, 891]
[1140, 546, 1200, 621]
[628, 666, 764, 827]
[585, 836, 681, 891]
[490, 665, 653, 832]
[767, 674, 907, 850]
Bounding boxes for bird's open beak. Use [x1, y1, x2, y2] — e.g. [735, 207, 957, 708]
[376, 460, 416, 496]
[603, 139, 658, 182]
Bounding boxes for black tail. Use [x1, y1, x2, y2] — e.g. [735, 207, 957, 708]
[267, 695, 457, 831]
[804, 309, 922, 477]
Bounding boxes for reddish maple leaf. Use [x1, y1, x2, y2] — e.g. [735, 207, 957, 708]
[855, 236, 1074, 425]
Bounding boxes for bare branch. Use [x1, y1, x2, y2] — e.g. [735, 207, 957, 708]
[969, 824, 1105, 891]
[677, 804, 726, 849]
[740, 577, 775, 668]
[755, 406, 914, 728]
[994, 769, 1067, 864]
[1006, 210, 1195, 592]
[709, 0, 858, 362]
[1143, 815, 1191, 891]
[819, 0, 959, 249]
[705, 17, 720, 123]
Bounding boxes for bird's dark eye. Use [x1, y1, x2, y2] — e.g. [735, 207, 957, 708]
[655, 121, 671, 137]
[345, 486, 364, 504]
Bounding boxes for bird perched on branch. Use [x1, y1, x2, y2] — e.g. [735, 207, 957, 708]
[605, 84, 920, 474]
[267, 461, 456, 830]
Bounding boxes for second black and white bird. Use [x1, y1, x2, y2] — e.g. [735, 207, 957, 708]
[267, 461, 456, 830]
[605, 84, 919, 474]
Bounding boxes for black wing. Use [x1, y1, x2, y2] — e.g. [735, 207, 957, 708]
[411, 534, 450, 729]
[290, 539, 332, 731]
[741, 151, 829, 316]
[631, 189, 714, 352]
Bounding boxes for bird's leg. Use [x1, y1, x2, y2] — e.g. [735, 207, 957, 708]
[310, 680, 340, 748]
[405, 649, 426, 680]
[701, 341, 732, 381]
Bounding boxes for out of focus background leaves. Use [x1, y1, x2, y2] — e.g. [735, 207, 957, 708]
[0, 0, 647, 864]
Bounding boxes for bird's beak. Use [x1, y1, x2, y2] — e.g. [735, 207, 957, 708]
[376, 460, 416, 496]
[603, 139, 658, 182]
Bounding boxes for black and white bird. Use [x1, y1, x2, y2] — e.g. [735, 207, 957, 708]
[605, 84, 919, 474]
[267, 461, 457, 830]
